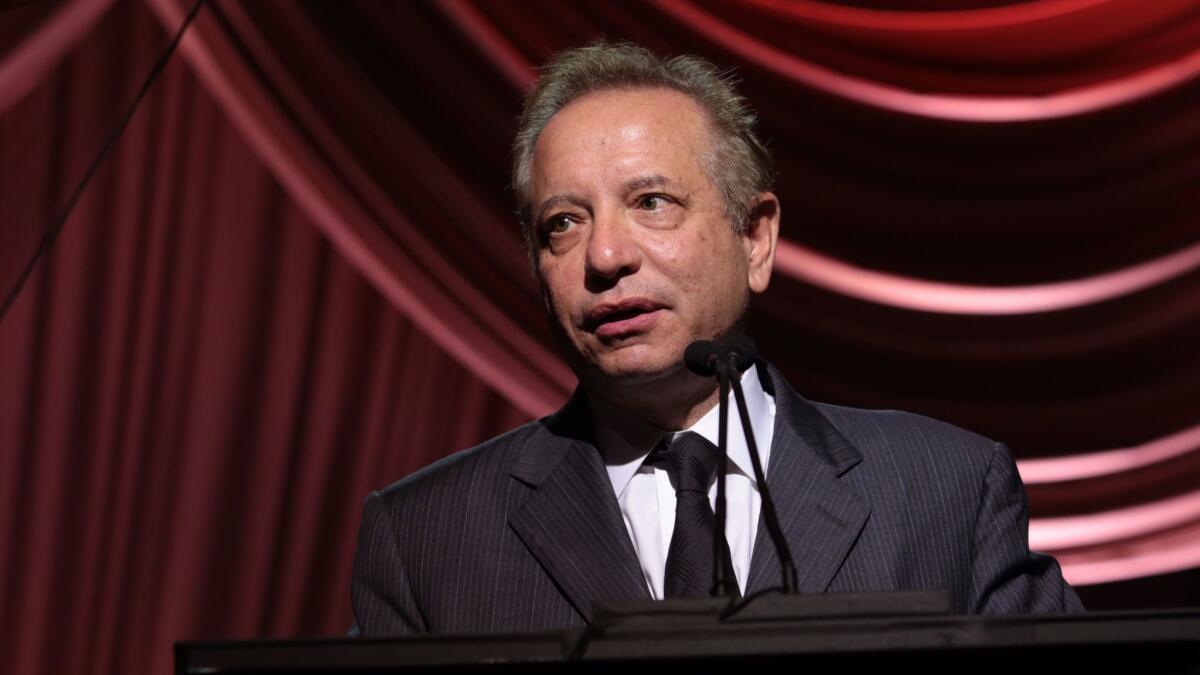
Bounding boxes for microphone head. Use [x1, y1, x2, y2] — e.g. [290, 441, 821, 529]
[685, 336, 758, 376]
[726, 335, 759, 372]
[684, 340, 722, 377]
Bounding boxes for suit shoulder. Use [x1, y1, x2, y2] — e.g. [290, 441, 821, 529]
[370, 420, 542, 507]
[811, 401, 998, 471]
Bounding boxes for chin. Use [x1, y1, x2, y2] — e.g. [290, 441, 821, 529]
[582, 347, 684, 387]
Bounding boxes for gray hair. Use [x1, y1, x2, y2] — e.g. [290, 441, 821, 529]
[512, 40, 774, 250]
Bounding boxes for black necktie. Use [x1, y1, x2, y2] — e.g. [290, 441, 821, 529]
[648, 431, 739, 599]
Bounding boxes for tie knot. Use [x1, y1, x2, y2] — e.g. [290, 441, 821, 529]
[648, 431, 719, 494]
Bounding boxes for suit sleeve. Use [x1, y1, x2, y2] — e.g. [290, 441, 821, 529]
[351, 491, 429, 634]
[969, 442, 1086, 613]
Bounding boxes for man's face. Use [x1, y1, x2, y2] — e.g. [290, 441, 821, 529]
[529, 87, 776, 391]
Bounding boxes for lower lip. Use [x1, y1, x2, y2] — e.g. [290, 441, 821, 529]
[594, 309, 663, 340]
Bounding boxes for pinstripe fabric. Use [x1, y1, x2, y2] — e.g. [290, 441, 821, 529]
[351, 362, 1082, 635]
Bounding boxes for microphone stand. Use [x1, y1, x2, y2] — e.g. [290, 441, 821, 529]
[711, 354, 736, 598]
[723, 352, 798, 594]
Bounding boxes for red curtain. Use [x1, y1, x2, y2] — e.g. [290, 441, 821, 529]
[2, 1, 1199, 674]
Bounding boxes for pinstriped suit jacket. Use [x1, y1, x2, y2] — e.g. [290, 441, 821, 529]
[351, 361, 1083, 635]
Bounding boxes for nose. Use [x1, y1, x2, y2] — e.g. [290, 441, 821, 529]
[584, 208, 640, 290]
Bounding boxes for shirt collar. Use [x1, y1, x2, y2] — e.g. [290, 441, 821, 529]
[684, 365, 774, 489]
[597, 365, 776, 498]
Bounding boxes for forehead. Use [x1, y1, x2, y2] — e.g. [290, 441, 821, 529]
[531, 87, 713, 187]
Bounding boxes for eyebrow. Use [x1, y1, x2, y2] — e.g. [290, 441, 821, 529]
[622, 174, 671, 194]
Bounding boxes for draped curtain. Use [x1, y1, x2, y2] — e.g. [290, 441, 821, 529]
[1, 1, 1198, 674]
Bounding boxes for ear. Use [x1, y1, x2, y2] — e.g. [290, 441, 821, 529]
[742, 192, 780, 294]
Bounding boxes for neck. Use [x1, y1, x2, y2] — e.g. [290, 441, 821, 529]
[585, 370, 720, 451]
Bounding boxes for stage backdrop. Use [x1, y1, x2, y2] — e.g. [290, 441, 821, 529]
[2, 1, 1199, 674]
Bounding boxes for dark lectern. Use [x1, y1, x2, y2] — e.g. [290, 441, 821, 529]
[176, 592, 1200, 674]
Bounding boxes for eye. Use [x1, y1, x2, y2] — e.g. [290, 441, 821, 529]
[544, 214, 580, 241]
[636, 194, 667, 210]
[545, 214, 575, 235]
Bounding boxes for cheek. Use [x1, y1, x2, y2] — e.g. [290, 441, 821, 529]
[650, 244, 705, 304]
[538, 264, 584, 321]
[696, 243, 750, 317]
[658, 249, 730, 321]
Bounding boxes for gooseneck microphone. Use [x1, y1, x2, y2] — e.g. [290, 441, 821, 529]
[684, 338, 737, 598]
[685, 336, 798, 595]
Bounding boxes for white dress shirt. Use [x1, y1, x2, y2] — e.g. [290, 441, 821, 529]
[596, 367, 776, 599]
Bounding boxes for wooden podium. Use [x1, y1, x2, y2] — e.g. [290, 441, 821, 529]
[176, 592, 1200, 674]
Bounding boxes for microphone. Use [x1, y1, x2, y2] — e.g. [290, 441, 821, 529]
[684, 336, 798, 596]
[684, 338, 737, 598]
[683, 340, 722, 377]
[725, 334, 758, 372]
[683, 336, 758, 377]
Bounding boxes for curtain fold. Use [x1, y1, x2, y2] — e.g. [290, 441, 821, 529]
[141, 0, 574, 419]
[1, 5, 529, 673]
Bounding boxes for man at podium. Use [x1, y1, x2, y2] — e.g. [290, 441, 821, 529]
[350, 41, 1083, 635]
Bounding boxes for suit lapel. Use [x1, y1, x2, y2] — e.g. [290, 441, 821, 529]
[746, 363, 871, 595]
[508, 392, 650, 622]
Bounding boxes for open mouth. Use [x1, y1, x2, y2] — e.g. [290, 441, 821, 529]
[585, 299, 665, 339]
